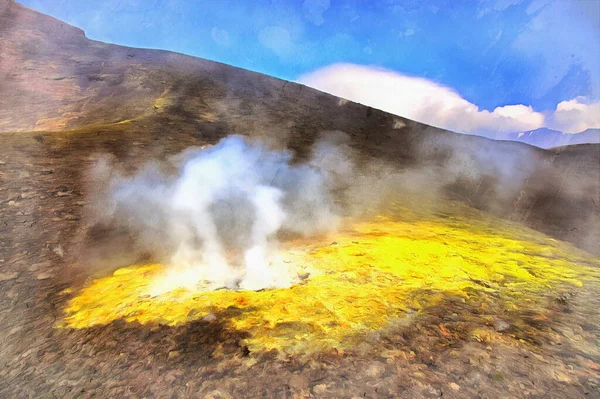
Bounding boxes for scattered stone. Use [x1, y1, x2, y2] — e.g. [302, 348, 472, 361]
[312, 384, 327, 394]
[29, 262, 46, 272]
[168, 350, 180, 359]
[20, 192, 34, 199]
[297, 271, 310, 280]
[0, 272, 19, 281]
[288, 374, 309, 390]
[0, 160, 5, 165]
[9, 326, 23, 336]
[56, 191, 72, 197]
[495, 319, 510, 332]
[393, 119, 406, 129]
[204, 390, 232, 399]
[203, 313, 217, 322]
[53, 246, 64, 257]
[75, 201, 87, 206]
[555, 292, 575, 304]
[553, 370, 573, 383]
[8, 200, 17, 206]
[449, 382, 460, 391]
[37, 272, 53, 280]
[425, 385, 442, 397]
[58, 379, 78, 387]
[366, 361, 386, 378]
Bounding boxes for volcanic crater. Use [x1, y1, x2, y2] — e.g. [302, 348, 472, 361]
[1, 1, 599, 398]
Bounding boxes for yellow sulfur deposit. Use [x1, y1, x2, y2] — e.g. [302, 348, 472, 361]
[59, 202, 600, 354]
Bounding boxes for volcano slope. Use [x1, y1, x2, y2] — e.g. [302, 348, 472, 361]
[1, 1, 600, 398]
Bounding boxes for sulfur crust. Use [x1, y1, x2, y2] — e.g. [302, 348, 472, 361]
[58, 201, 600, 355]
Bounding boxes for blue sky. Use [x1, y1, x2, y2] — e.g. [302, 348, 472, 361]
[21, 0, 600, 134]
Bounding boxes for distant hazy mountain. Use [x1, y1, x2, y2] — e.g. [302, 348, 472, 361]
[500, 128, 600, 149]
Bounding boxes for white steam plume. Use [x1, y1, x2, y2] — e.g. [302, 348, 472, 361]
[94, 133, 372, 294]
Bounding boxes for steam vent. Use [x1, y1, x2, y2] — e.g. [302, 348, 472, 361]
[1, 1, 599, 398]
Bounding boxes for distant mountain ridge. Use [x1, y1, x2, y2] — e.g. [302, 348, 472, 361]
[498, 128, 600, 149]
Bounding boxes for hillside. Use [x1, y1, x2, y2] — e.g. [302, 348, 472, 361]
[2, 0, 598, 255]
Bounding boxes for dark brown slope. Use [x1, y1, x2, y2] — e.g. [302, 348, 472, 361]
[0, 0, 598, 257]
[1, 3, 600, 399]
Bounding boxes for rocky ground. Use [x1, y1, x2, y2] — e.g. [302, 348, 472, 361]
[1, 126, 599, 399]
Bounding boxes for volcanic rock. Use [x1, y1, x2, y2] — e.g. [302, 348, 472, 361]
[365, 361, 386, 378]
[495, 320, 510, 332]
[28, 262, 50, 272]
[0, 272, 18, 281]
[36, 272, 53, 280]
[312, 383, 327, 394]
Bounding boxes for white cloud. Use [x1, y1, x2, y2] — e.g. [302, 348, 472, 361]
[297, 63, 600, 135]
[302, 0, 331, 26]
[548, 97, 600, 133]
[298, 64, 544, 135]
[211, 27, 230, 47]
